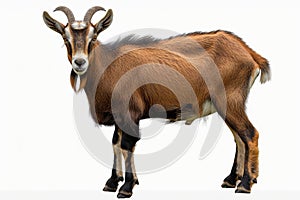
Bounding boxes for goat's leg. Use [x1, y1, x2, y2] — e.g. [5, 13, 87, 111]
[221, 145, 239, 188]
[213, 92, 259, 193]
[225, 108, 259, 193]
[103, 126, 124, 192]
[222, 128, 245, 188]
[117, 131, 140, 198]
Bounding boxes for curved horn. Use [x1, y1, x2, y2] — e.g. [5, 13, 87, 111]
[54, 6, 75, 24]
[83, 6, 106, 23]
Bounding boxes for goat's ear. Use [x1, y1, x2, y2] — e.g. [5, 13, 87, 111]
[43, 11, 65, 35]
[94, 9, 113, 34]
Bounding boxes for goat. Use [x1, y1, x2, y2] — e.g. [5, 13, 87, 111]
[43, 6, 271, 198]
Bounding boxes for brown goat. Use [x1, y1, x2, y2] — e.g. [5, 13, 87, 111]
[43, 6, 270, 198]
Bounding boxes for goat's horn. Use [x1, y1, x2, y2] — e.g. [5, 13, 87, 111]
[84, 6, 106, 23]
[54, 6, 75, 24]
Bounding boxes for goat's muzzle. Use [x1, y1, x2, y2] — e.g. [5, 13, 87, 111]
[72, 56, 89, 75]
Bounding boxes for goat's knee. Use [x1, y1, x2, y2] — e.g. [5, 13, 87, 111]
[120, 133, 140, 152]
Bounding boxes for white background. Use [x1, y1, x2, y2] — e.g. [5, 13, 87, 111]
[1, 0, 300, 198]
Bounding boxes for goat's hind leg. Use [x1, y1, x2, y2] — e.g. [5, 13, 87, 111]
[103, 126, 124, 192]
[221, 128, 245, 188]
[213, 91, 259, 193]
[225, 109, 259, 193]
[221, 145, 239, 188]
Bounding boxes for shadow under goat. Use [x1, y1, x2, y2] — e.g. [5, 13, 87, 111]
[43, 6, 271, 198]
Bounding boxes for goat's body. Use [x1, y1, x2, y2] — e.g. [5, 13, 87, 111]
[84, 30, 269, 126]
[82, 30, 269, 196]
[81, 31, 270, 194]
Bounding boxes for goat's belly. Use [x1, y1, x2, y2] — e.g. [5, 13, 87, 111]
[160, 100, 217, 125]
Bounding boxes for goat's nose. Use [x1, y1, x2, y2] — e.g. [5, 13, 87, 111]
[74, 58, 86, 67]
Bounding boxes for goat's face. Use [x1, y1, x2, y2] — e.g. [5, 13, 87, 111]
[43, 6, 113, 75]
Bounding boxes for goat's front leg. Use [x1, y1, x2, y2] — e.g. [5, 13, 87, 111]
[117, 132, 140, 198]
[103, 126, 124, 192]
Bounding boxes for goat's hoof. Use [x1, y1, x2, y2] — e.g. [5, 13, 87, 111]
[117, 179, 138, 198]
[103, 185, 117, 192]
[221, 174, 237, 188]
[117, 191, 132, 198]
[235, 188, 251, 193]
[234, 176, 253, 193]
[235, 182, 251, 194]
[221, 181, 236, 188]
[103, 176, 124, 193]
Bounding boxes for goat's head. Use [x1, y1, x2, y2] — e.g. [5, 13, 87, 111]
[43, 6, 113, 76]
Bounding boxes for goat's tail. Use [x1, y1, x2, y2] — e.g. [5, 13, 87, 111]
[245, 47, 271, 84]
[248, 48, 271, 84]
[226, 31, 271, 84]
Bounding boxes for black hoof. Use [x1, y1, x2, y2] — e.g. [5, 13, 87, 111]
[221, 174, 237, 188]
[103, 185, 117, 192]
[235, 188, 251, 193]
[235, 177, 251, 193]
[221, 182, 236, 188]
[117, 191, 132, 198]
[103, 176, 124, 193]
[117, 179, 138, 198]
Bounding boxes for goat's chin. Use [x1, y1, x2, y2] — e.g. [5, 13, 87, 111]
[73, 68, 88, 76]
[70, 70, 87, 93]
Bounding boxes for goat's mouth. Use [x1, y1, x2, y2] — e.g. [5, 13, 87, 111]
[73, 67, 88, 76]
[72, 62, 89, 75]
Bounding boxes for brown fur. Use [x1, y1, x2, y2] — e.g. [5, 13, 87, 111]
[84, 30, 269, 193]
[84, 31, 268, 124]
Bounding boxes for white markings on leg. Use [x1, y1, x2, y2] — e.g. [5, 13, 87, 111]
[230, 128, 245, 178]
[122, 149, 138, 180]
[113, 129, 123, 177]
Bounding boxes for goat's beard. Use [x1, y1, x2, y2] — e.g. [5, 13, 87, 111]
[70, 70, 87, 93]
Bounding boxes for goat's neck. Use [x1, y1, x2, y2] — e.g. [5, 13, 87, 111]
[84, 41, 117, 99]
